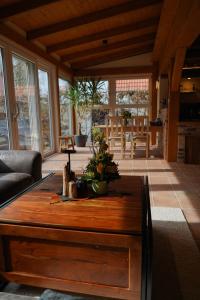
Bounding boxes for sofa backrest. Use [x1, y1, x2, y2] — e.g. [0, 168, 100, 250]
[0, 150, 42, 182]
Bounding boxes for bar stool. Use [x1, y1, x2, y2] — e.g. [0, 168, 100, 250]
[59, 136, 75, 153]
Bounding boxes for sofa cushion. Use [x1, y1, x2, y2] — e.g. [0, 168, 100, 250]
[0, 173, 34, 204]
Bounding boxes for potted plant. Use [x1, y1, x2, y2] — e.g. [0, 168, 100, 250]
[66, 78, 104, 147]
[82, 128, 120, 194]
[121, 110, 132, 125]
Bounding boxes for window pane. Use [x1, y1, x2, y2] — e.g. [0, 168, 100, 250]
[0, 49, 9, 150]
[115, 108, 138, 116]
[12, 55, 38, 150]
[77, 79, 109, 105]
[73, 79, 109, 140]
[97, 80, 109, 104]
[116, 79, 149, 105]
[38, 69, 52, 153]
[115, 107, 148, 117]
[92, 108, 109, 125]
[138, 107, 148, 116]
[58, 78, 72, 136]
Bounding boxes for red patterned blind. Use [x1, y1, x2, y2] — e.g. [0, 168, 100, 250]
[116, 79, 149, 92]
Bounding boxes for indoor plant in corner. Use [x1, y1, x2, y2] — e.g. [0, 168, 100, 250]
[66, 81, 90, 147]
[83, 128, 120, 195]
[66, 78, 105, 147]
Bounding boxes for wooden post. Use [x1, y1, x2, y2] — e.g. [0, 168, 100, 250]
[167, 91, 180, 161]
[166, 48, 186, 162]
[70, 77, 77, 136]
[151, 63, 158, 145]
[55, 67, 61, 137]
[72, 106, 76, 135]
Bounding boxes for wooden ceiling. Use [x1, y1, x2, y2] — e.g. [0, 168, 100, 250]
[0, 0, 163, 74]
[0, 0, 199, 75]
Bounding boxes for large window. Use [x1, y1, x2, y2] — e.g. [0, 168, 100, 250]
[0, 48, 9, 150]
[58, 78, 72, 136]
[75, 79, 109, 139]
[12, 55, 39, 150]
[38, 69, 53, 153]
[73, 77, 150, 140]
[94, 80, 109, 105]
[116, 79, 149, 105]
[0, 37, 60, 155]
[115, 78, 149, 116]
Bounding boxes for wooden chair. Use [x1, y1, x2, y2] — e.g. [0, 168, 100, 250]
[59, 136, 75, 153]
[106, 116, 125, 158]
[130, 116, 150, 158]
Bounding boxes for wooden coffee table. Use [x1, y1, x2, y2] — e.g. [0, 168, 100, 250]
[0, 174, 152, 300]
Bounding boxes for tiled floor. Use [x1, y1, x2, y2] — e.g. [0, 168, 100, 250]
[43, 146, 200, 250]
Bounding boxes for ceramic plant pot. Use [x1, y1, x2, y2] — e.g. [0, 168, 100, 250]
[74, 135, 87, 147]
[91, 180, 108, 195]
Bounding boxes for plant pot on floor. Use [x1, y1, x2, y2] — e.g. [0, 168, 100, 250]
[74, 135, 87, 147]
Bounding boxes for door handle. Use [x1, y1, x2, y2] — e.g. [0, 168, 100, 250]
[13, 102, 19, 119]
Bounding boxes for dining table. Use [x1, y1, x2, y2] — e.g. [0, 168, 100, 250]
[94, 124, 163, 145]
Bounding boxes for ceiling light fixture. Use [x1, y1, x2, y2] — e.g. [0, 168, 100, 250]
[102, 39, 108, 45]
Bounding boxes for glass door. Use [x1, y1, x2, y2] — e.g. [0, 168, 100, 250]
[12, 54, 39, 150]
[58, 78, 72, 136]
[38, 69, 53, 154]
[0, 48, 10, 150]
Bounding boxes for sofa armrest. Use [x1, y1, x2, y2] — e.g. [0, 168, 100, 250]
[0, 150, 42, 182]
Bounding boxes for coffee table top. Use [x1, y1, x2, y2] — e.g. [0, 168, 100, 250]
[0, 174, 144, 235]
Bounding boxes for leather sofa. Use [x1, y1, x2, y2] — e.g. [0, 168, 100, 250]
[0, 150, 42, 205]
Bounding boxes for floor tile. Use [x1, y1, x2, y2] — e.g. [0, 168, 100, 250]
[151, 191, 179, 207]
[183, 208, 200, 223]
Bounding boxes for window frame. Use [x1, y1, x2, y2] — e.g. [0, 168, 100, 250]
[74, 75, 151, 115]
[0, 46, 11, 150]
[58, 76, 73, 137]
[37, 65, 55, 156]
[74, 75, 152, 138]
[0, 35, 60, 156]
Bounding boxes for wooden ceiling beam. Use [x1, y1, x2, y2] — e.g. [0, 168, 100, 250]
[71, 43, 153, 70]
[61, 32, 156, 62]
[74, 66, 153, 76]
[153, 0, 180, 61]
[0, 0, 61, 19]
[0, 23, 72, 76]
[47, 17, 159, 53]
[174, 1, 200, 48]
[27, 0, 161, 40]
[159, 0, 200, 73]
